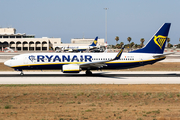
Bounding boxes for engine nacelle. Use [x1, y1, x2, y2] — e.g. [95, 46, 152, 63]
[62, 64, 80, 73]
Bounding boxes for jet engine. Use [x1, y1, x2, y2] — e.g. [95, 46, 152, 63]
[62, 64, 80, 73]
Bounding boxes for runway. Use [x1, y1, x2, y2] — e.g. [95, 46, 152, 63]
[0, 71, 180, 84]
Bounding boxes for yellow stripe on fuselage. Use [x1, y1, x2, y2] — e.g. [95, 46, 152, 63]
[11, 62, 86, 68]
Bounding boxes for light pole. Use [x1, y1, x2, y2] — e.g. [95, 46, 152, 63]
[104, 8, 108, 44]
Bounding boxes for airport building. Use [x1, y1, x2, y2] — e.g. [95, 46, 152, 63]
[0, 28, 105, 51]
[0, 28, 61, 51]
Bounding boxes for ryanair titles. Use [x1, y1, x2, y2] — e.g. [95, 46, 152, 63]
[29, 55, 92, 63]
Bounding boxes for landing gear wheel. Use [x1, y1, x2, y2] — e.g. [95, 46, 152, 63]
[86, 70, 92, 75]
[20, 71, 24, 76]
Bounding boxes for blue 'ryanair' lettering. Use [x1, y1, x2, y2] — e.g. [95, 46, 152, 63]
[37, 55, 44, 62]
[53, 55, 61, 62]
[72, 55, 79, 62]
[80, 55, 83, 62]
[35, 55, 92, 63]
[85, 55, 92, 62]
[45, 55, 53, 62]
[62, 55, 70, 62]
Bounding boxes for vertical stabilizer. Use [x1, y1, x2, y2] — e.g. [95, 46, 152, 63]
[130, 23, 171, 54]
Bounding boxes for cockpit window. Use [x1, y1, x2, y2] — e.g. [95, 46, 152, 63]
[11, 57, 15, 60]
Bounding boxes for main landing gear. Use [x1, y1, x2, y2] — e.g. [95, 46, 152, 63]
[20, 71, 24, 76]
[85, 70, 92, 75]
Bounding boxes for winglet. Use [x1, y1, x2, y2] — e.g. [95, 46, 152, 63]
[113, 46, 124, 60]
[89, 36, 98, 46]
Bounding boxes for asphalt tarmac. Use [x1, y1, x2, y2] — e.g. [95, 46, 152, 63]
[0, 71, 179, 84]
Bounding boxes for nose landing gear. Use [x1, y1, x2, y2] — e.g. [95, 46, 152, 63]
[14, 69, 24, 76]
[20, 71, 24, 76]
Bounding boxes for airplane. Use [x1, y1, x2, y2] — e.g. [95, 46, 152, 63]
[4, 47, 14, 52]
[4, 23, 171, 75]
[55, 36, 99, 52]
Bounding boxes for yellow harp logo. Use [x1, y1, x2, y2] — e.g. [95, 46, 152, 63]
[153, 35, 167, 49]
[93, 40, 97, 45]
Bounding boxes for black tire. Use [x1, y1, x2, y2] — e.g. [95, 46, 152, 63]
[86, 70, 92, 75]
[20, 73, 24, 76]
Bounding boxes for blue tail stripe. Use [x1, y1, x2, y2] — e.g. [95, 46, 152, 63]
[130, 23, 171, 54]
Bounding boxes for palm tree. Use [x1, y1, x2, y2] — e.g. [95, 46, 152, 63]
[127, 37, 131, 43]
[140, 38, 145, 48]
[116, 44, 121, 49]
[120, 42, 124, 48]
[130, 42, 134, 48]
[134, 44, 138, 48]
[127, 37, 131, 48]
[115, 36, 119, 45]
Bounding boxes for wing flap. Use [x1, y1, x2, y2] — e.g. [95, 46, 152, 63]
[80, 60, 108, 68]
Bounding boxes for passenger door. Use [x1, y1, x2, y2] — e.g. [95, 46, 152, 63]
[24, 56, 28, 64]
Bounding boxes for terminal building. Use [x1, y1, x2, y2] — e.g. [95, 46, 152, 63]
[0, 28, 105, 52]
[0, 28, 61, 51]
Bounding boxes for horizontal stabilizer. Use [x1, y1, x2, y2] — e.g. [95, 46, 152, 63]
[153, 52, 175, 58]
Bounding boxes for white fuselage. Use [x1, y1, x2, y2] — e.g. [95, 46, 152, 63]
[4, 52, 165, 72]
[56, 46, 96, 51]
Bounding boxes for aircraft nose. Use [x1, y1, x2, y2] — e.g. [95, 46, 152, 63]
[4, 60, 11, 67]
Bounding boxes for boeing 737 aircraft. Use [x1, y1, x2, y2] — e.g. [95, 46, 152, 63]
[4, 23, 171, 75]
[55, 36, 98, 52]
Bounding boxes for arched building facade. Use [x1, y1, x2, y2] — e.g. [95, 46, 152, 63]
[0, 38, 61, 51]
[0, 28, 61, 51]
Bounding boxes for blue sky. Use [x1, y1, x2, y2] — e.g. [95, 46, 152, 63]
[1, 0, 180, 45]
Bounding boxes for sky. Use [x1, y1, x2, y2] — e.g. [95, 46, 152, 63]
[1, 0, 180, 45]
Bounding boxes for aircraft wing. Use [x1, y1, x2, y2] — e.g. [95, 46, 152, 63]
[79, 46, 124, 69]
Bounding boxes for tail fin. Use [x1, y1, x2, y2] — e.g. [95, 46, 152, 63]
[130, 23, 171, 54]
[89, 36, 98, 46]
